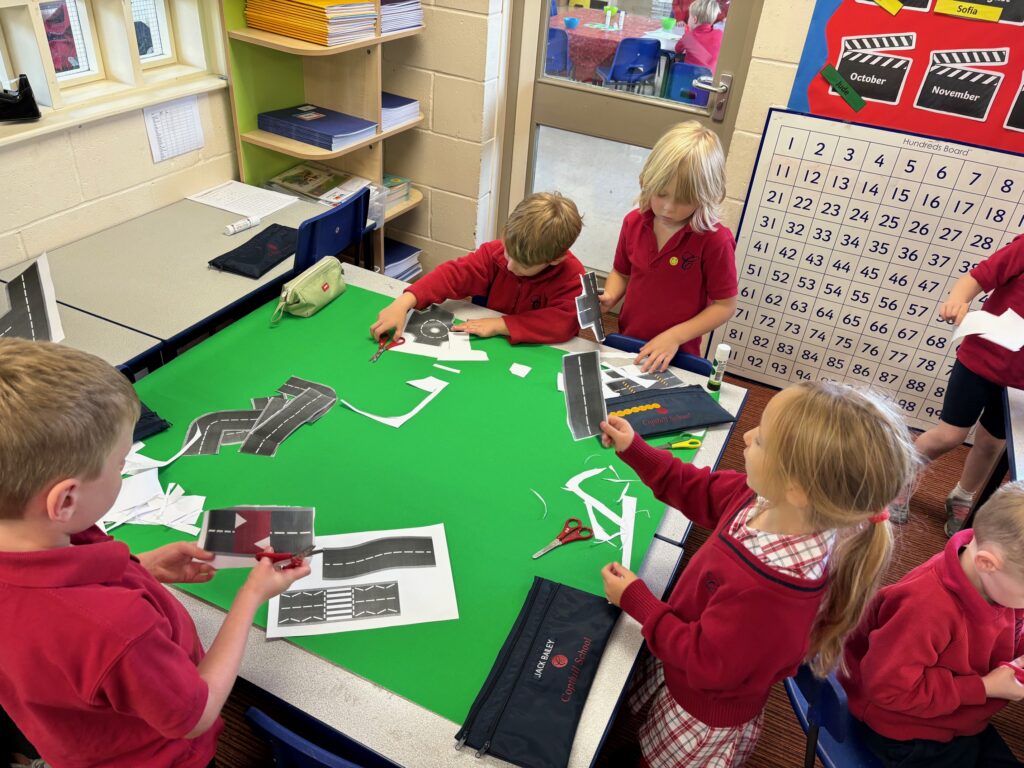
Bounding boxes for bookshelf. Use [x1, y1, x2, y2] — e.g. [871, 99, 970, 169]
[219, 0, 424, 270]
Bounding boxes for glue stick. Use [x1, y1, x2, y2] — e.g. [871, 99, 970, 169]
[706, 343, 730, 392]
[224, 215, 261, 235]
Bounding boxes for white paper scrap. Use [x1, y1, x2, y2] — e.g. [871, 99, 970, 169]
[35, 254, 64, 343]
[973, 309, 1024, 352]
[556, 373, 564, 392]
[340, 377, 449, 428]
[530, 488, 548, 519]
[433, 364, 461, 374]
[620, 495, 637, 571]
[189, 180, 296, 219]
[510, 363, 532, 378]
[123, 432, 201, 475]
[107, 469, 163, 517]
[144, 95, 204, 163]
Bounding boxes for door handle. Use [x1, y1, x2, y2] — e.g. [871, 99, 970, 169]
[693, 76, 729, 94]
[692, 73, 732, 122]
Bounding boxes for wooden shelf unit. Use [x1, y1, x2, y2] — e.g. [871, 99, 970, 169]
[220, 0, 424, 270]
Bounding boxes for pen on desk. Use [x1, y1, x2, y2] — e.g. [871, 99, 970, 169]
[224, 215, 261, 235]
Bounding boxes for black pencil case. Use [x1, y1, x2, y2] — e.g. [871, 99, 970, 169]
[606, 384, 735, 438]
[208, 223, 298, 279]
[455, 577, 619, 768]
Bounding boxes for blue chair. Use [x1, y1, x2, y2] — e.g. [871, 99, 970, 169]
[596, 38, 661, 94]
[246, 704, 400, 768]
[663, 62, 713, 106]
[546, 27, 572, 78]
[603, 332, 713, 376]
[784, 665, 883, 768]
[294, 187, 371, 272]
[550, 0, 557, 15]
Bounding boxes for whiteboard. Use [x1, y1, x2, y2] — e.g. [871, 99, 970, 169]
[722, 109, 1024, 431]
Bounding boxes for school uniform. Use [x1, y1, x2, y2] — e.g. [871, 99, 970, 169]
[674, 24, 724, 69]
[613, 210, 737, 357]
[842, 529, 1024, 767]
[616, 436, 833, 767]
[0, 526, 220, 768]
[405, 240, 585, 344]
[941, 234, 1024, 438]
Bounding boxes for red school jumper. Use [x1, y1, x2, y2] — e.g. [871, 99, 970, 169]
[616, 436, 828, 727]
[841, 529, 1024, 743]
[958, 233, 1024, 389]
[0, 526, 220, 768]
[613, 210, 737, 357]
[405, 240, 586, 345]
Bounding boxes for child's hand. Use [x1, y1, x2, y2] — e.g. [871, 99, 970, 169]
[601, 562, 638, 607]
[370, 295, 415, 341]
[938, 300, 970, 326]
[982, 665, 1024, 701]
[635, 332, 682, 373]
[598, 291, 619, 314]
[452, 318, 508, 338]
[241, 555, 311, 603]
[138, 541, 216, 584]
[600, 415, 635, 452]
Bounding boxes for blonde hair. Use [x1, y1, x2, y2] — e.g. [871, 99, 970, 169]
[638, 121, 725, 233]
[688, 0, 720, 26]
[0, 338, 139, 519]
[972, 482, 1024, 570]
[764, 381, 919, 676]
[503, 192, 583, 267]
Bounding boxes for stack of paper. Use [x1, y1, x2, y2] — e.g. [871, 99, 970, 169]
[245, 0, 375, 46]
[257, 104, 377, 151]
[101, 469, 205, 536]
[381, 92, 419, 131]
[383, 172, 410, 205]
[381, 0, 422, 33]
[268, 162, 372, 205]
[384, 236, 421, 281]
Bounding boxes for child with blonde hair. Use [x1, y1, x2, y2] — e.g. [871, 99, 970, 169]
[372, 191, 585, 345]
[599, 381, 917, 766]
[674, 0, 724, 70]
[843, 481, 1024, 767]
[600, 121, 737, 372]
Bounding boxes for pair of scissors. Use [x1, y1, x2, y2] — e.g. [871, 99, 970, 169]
[1001, 661, 1024, 685]
[369, 332, 405, 362]
[532, 518, 594, 559]
[254, 544, 322, 569]
[659, 434, 703, 450]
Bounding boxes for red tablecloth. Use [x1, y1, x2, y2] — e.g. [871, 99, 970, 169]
[550, 9, 662, 84]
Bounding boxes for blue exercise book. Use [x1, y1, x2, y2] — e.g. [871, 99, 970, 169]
[258, 104, 377, 150]
[381, 92, 417, 110]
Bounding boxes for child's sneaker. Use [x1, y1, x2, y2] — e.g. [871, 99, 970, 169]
[888, 497, 910, 525]
[944, 495, 973, 538]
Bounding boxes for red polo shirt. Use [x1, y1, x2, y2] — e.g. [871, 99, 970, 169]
[958, 233, 1024, 389]
[0, 526, 220, 768]
[613, 209, 737, 356]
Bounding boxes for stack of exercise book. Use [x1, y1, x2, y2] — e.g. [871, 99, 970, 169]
[383, 173, 410, 206]
[257, 104, 377, 151]
[383, 237, 422, 282]
[244, 0, 375, 46]
[380, 92, 419, 130]
[267, 162, 372, 205]
[380, 0, 422, 33]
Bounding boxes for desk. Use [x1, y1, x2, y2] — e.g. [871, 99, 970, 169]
[57, 305, 161, 367]
[117, 265, 745, 767]
[551, 9, 661, 84]
[0, 198, 325, 345]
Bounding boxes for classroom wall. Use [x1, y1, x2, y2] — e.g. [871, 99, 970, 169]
[0, 90, 236, 270]
[381, 0, 505, 271]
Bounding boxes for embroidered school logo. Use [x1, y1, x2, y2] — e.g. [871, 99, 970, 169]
[552, 654, 568, 668]
[678, 255, 696, 271]
[532, 297, 542, 310]
[704, 576, 719, 594]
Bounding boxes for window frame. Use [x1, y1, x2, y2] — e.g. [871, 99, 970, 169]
[40, 0, 106, 88]
[132, 0, 178, 69]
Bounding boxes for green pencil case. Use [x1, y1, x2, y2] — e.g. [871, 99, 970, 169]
[271, 256, 345, 325]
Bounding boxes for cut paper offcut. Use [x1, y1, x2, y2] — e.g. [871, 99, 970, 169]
[510, 363, 531, 378]
[952, 308, 1024, 351]
[123, 432, 201, 475]
[620, 495, 637, 571]
[100, 472, 205, 536]
[340, 376, 449, 428]
[564, 467, 623, 541]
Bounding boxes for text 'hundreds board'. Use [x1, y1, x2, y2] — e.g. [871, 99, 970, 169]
[723, 109, 1024, 431]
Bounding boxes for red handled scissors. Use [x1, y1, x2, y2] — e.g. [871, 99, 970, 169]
[1000, 661, 1024, 685]
[254, 544, 322, 569]
[532, 517, 594, 559]
[370, 332, 405, 363]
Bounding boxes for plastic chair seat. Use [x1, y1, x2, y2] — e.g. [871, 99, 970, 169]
[603, 332, 713, 376]
[596, 38, 660, 93]
[664, 61, 712, 106]
[546, 27, 572, 78]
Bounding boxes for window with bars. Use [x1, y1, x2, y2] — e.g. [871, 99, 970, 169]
[130, 0, 174, 63]
[39, 0, 99, 81]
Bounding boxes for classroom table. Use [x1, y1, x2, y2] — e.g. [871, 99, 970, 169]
[551, 9, 661, 84]
[116, 264, 746, 767]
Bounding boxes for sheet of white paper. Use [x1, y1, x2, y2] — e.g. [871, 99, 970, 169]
[266, 523, 459, 638]
[952, 310, 1006, 345]
[188, 180, 296, 219]
[979, 309, 1024, 352]
[123, 432, 201, 475]
[620, 495, 637, 571]
[35, 254, 65, 343]
[340, 377, 449, 429]
[144, 95, 204, 163]
[510, 363, 532, 378]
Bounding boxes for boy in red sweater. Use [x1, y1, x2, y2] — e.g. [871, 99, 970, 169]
[0, 338, 309, 768]
[371, 191, 585, 345]
[843, 482, 1024, 768]
[600, 381, 917, 767]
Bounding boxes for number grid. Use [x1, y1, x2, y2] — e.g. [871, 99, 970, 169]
[724, 110, 1024, 430]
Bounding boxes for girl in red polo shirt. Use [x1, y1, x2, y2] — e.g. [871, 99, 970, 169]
[599, 381, 918, 767]
[600, 121, 738, 373]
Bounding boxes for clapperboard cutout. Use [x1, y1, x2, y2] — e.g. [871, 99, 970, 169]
[1007, 75, 1024, 132]
[915, 48, 1008, 121]
[834, 34, 915, 104]
[855, 0, 933, 10]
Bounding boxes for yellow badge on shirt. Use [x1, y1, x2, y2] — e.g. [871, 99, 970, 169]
[669, 256, 679, 266]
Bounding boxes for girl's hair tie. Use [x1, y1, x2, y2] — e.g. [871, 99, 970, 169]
[868, 509, 890, 525]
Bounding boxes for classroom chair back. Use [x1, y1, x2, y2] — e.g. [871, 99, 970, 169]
[596, 38, 661, 93]
[664, 62, 713, 106]
[546, 27, 572, 77]
[784, 665, 883, 768]
[603, 332, 714, 376]
[294, 187, 371, 272]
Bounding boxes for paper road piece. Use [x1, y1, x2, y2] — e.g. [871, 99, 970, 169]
[562, 351, 607, 441]
[198, 505, 316, 569]
[188, 180, 296, 219]
[391, 304, 490, 362]
[266, 523, 458, 638]
[340, 376, 448, 429]
[575, 271, 606, 342]
[0, 254, 64, 343]
[953, 309, 1024, 352]
[510, 363, 531, 378]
